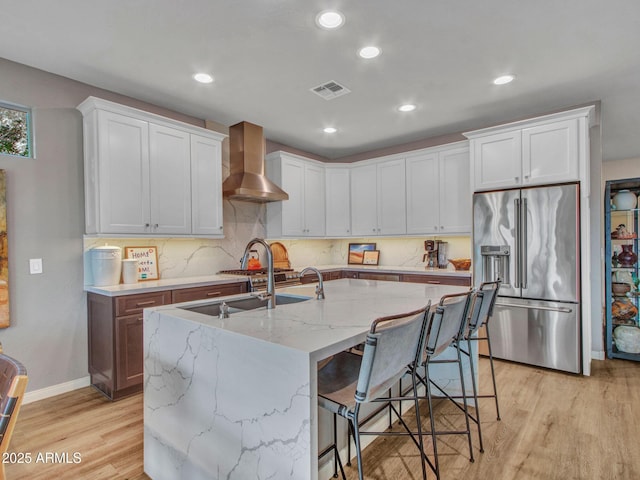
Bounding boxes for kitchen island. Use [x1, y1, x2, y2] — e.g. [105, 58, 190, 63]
[143, 278, 471, 480]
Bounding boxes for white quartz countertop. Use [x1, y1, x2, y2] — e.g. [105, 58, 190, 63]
[150, 278, 464, 361]
[311, 264, 472, 277]
[84, 274, 249, 296]
[85, 264, 471, 296]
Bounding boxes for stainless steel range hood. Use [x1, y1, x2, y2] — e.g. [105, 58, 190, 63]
[222, 121, 288, 203]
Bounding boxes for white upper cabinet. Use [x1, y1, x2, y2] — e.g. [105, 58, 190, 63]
[470, 131, 521, 190]
[406, 143, 470, 235]
[325, 166, 351, 237]
[266, 152, 325, 238]
[351, 158, 406, 236]
[78, 97, 226, 237]
[149, 124, 192, 234]
[465, 106, 593, 192]
[522, 119, 578, 185]
[191, 134, 224, 235]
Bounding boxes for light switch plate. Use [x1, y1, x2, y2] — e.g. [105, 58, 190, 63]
[29, 258, 43, 274]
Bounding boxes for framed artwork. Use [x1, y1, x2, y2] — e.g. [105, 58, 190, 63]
[124, 246, 159, 281]
[363, 250, 380, 265]
[0, 171, 8, 328]
[348, 243, 376, 264]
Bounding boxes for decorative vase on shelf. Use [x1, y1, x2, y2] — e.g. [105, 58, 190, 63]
[612, 190, 637, 210]
[618, 244, 638, 267]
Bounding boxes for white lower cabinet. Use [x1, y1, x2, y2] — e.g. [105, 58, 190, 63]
[266, 152, 325, 238]
[78, 97, 226, 236]
[406, 144, 471, 235]
[351, 158, 406, 236]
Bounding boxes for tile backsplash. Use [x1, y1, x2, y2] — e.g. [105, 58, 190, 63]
[83, 202, 471, 285]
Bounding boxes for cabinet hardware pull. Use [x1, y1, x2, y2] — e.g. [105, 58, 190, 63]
[135, 300, 156, 307]
[427, 280, 441, 284]
[206, 292, 222, 297]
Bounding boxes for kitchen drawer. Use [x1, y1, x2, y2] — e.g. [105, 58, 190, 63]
[357, 272, 400, 282]
[115, 290, 171, 316]
[171, 282, 248, 303]
[401, 274, 471, 287]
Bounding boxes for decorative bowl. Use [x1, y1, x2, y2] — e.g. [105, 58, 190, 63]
[612, 282, 631, 296]
[448, 258, 471, 271]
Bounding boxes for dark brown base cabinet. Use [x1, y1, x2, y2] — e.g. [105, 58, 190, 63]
[87, 282, 248, 400]
[341, 270, 471, 287]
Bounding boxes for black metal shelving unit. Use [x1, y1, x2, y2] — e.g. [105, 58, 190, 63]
[605, 178, 640, 361]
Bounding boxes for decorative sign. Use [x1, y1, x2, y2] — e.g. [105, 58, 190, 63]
[363, 250, 380, 265]
[124, 246, 159, 281]
[0, 171, 8, 328]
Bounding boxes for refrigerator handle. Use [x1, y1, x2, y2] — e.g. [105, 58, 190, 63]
[521, 197, 528, 289]
[514, 198, 521, 288]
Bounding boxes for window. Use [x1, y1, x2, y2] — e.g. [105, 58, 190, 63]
[0, 102, 32, 158]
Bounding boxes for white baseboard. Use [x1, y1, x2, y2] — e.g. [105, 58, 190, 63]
[591, 350, 606, 361]
[23, 376, 90, 405]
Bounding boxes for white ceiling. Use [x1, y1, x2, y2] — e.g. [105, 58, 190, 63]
[1, 0, 639, 161]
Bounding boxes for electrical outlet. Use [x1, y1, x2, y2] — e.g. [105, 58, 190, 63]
[29, 258, 43, 274]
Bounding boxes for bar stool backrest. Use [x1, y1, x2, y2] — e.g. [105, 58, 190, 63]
[0, 353, 28, 455]
[426, 292, 473, 358]
[467, 281, 500, 336]
[355, 303, 430, 403]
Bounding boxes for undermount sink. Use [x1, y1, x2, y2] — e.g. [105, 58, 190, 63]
[180, 293, 311, 317]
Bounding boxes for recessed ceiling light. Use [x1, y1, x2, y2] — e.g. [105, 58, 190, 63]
[323, 127, 337, 134]
[193, 73, 214, 84]
[493, 74, 515, 85]
[316, 10, 345, 29]
[398, 104, 416, 112]
[358, 46, 381, 59]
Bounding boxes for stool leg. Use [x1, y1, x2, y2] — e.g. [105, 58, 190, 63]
[456, 343, 475, 463]
[485, 323, 501, 420]
[467, 337, 484, 453]
[349, 405, 365, 480]
[331, 413, 347, 479]
[424, 363, 440, 480]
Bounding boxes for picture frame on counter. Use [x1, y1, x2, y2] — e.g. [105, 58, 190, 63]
[348, 243, 376, 264]
[362, 250, 380, 265]
[125, 246, 159, 281]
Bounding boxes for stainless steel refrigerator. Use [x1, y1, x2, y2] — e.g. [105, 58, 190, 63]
[472, 183, 581, 373]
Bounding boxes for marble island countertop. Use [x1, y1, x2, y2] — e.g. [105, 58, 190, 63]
[150, 279, 462, 359]
[143, 278, 473, 480]
[86, 264, 472, 296]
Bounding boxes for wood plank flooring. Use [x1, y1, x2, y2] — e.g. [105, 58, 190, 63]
[4, 358, 639, 479]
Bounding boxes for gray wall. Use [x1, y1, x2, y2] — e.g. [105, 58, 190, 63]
[0, 58, 216, 391]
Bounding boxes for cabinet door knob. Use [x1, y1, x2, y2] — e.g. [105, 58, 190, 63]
[515, 176, 519, 182]
[145, 223, 150, 228]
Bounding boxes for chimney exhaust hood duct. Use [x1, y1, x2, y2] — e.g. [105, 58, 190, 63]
[222, 121, 289, 203]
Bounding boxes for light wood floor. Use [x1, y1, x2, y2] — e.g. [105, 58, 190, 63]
[4, 358, 640, 479]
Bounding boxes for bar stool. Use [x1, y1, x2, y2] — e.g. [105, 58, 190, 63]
[459, 281, 501, 452]
[317, 303, 432, 480]
[413, 291, 475, 479]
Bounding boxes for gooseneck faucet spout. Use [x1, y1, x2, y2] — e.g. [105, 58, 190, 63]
[300, 267, 325, 300]
[241, 238, 275, 309]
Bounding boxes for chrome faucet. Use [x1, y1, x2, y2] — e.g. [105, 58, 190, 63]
[241, 238, 275, 309]
[300, 267, 325, 300]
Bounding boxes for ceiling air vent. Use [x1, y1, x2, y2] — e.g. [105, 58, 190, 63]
[310, 80, 351, 100]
